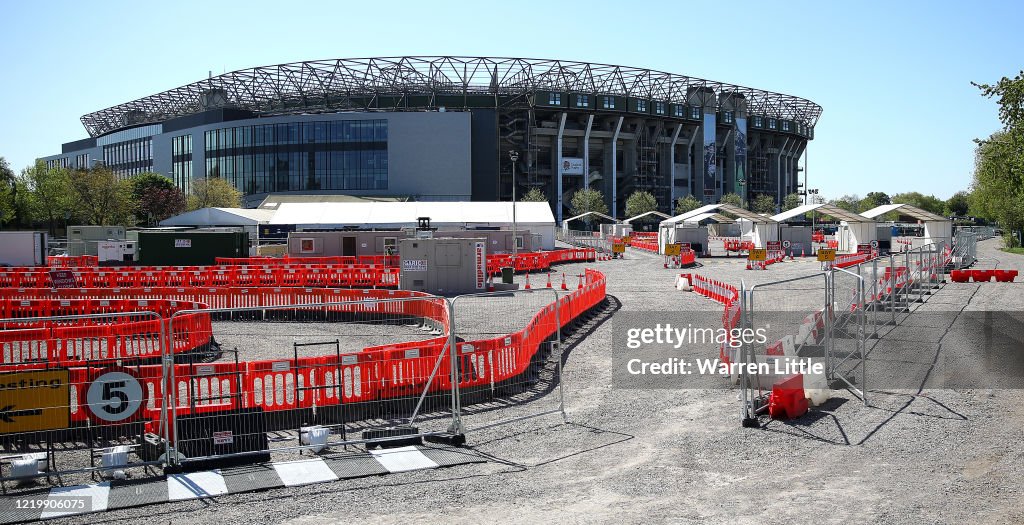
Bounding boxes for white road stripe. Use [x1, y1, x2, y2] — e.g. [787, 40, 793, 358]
[272, 458, 338, 487]
[370, 446, 439, 473]
[40, 482, 109, 519]
[167, 470, 229, 501]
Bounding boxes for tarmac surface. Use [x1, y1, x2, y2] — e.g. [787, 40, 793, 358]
[45, 237, 1024, 524]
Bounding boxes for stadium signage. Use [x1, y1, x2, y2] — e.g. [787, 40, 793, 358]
[560, 158, 584, 175]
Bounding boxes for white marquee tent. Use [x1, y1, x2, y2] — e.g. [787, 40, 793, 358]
[861, 204, 951, 248]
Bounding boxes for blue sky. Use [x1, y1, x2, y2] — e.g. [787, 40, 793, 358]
[1, 0, 1020, 200]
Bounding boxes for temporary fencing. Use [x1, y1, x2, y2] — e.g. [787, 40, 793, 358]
[558, 229, 613, 255]
[47, 255, 99, 268]
[0, 268, 608, 483]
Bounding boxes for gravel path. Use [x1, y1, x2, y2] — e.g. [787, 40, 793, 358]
[48, 238, 1024, 524]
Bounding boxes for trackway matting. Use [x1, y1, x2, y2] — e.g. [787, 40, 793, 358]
[0, 445, 483, 523]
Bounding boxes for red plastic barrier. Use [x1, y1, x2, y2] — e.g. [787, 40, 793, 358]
[994, 270, 1018, 282]
[768, 374, 808, 419]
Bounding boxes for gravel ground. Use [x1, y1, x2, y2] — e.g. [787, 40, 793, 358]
[46, 238, 1024, 524]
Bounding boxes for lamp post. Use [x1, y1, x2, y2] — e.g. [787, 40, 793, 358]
[509, 150, 519, 260]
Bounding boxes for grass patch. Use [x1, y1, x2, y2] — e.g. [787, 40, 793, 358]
[1001, 247, 1024, 255]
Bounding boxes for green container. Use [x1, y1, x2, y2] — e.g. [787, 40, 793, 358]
[138, 231, 249, 266]
[501, 266, 514, 284]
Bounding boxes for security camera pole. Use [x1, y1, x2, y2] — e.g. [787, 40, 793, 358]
[510, 150, 519, 262]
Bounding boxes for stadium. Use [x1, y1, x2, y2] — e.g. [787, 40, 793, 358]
[42, 56, 822, 221]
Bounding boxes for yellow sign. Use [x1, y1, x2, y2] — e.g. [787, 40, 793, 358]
[817, 249, 836, 262]
[748, 249, 767, 261]
[664, 243, 682, 256]
[0, 370, 70, 434]
[622, 236, 632, 245]
[612, 242, 626, 254]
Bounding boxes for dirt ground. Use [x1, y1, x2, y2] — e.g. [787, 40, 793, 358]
[49, 238, 1024, 525]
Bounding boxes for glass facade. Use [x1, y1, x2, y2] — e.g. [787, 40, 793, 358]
[203, 119, 388, 194]
[171, 134, 193, 193]
[102, 137, 153, 178]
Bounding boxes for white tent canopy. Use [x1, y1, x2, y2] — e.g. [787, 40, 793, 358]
[861, 203, 951, 247]
[159, 207, 275, 227]
[270, 201, 557, 249]
[659, 203, 776, 252]
[771, 203, 876, 253]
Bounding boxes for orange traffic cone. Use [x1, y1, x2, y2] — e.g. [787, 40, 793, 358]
[577, 274, 584, 289]
[524, 273, 532, 290]
[746, 261, 752, 270]
[545, 272, 552, 288]
[560, 273, 568, 290]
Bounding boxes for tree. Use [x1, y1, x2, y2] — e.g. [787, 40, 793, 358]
[782, 193, 802, 211]
[188, 177, 242, 210]
[674, 194, 701, 215]
[751, 194, 776, 214]
[830, 194, 861, 212]
[891, 191, 945, 215]
[520, 187, 547, 202]
[970, 130, 1024, 246]
[132, 172, 185, 224]
[625, 190, 658, 219]
[972, 71, 1024, 246]
[860, 191, 891, 211]
[720, 192, 744, 208]
[21, 161, 76, 234]
[569, 188, 608, 229]
[945, 191, 970, 217]
[0, 157, 14, 227]
[70, 165, 134, 225]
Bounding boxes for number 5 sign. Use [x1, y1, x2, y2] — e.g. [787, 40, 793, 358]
[85, 369, 146, 424]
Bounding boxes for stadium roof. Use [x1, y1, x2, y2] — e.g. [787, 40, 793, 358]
[268, 201, 554, 228]
[860, 203, 947, 222]
[771, 203, 871, 223]
[80, 56, 823, 137]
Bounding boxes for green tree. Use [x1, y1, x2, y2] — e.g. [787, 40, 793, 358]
[719, 192, 744, 208]
[625, 190, 658, 219]
[830, 194, 861, 212]
[188, 176, 242, 210]
[782, 192, 802, 211]
[891, 191, 945, 215]
[751, 194, 777, 214]
[970, 130, 1024, 246]
[22, 161, 77, 234]
[0, 157, 15, 227]
[945, 190, 970, 217]
[132, 172, 185, 224]
[520, 187, 547, 202]
[674, 194, 702, 215]
[70, 165, 135, 225]
[569, 188, 609, 229]
[859, 191, 891, 211]
[972, 71, 1024, 246]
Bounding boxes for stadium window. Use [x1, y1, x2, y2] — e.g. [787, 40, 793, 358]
[768, 118, 777, 129]
[636, 100, 647, 112]
[549, 92, 561, 105]
[673, 105, 684, 117]
[575, 96, 589, 108]
[723, 111, 734, 124]
[753, 116, 763, 127]
[655, 102, 665, 115]
[601, 96, 615, 109]
[782, 121, 791, 132]
[690, 107, 701, 119]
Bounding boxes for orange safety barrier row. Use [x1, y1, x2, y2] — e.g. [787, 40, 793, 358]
[0, 298, 211, 367]
[631, 239, 659, 253]
[831, 251, 877, 269]
[485, 249, 596, 275]
[950, 269, 1018, 283]
[3, 269, 606, 426]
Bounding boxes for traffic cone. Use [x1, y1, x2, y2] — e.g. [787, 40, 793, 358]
[746, 261, 752, 270]
[801, 247, 805, 258]
[560, 273, 568, 290]
[545, 272, 552, 288]
[524, 273, 532, 290]
[577, 274, 584, 289]
[487, 274, 495, 292]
